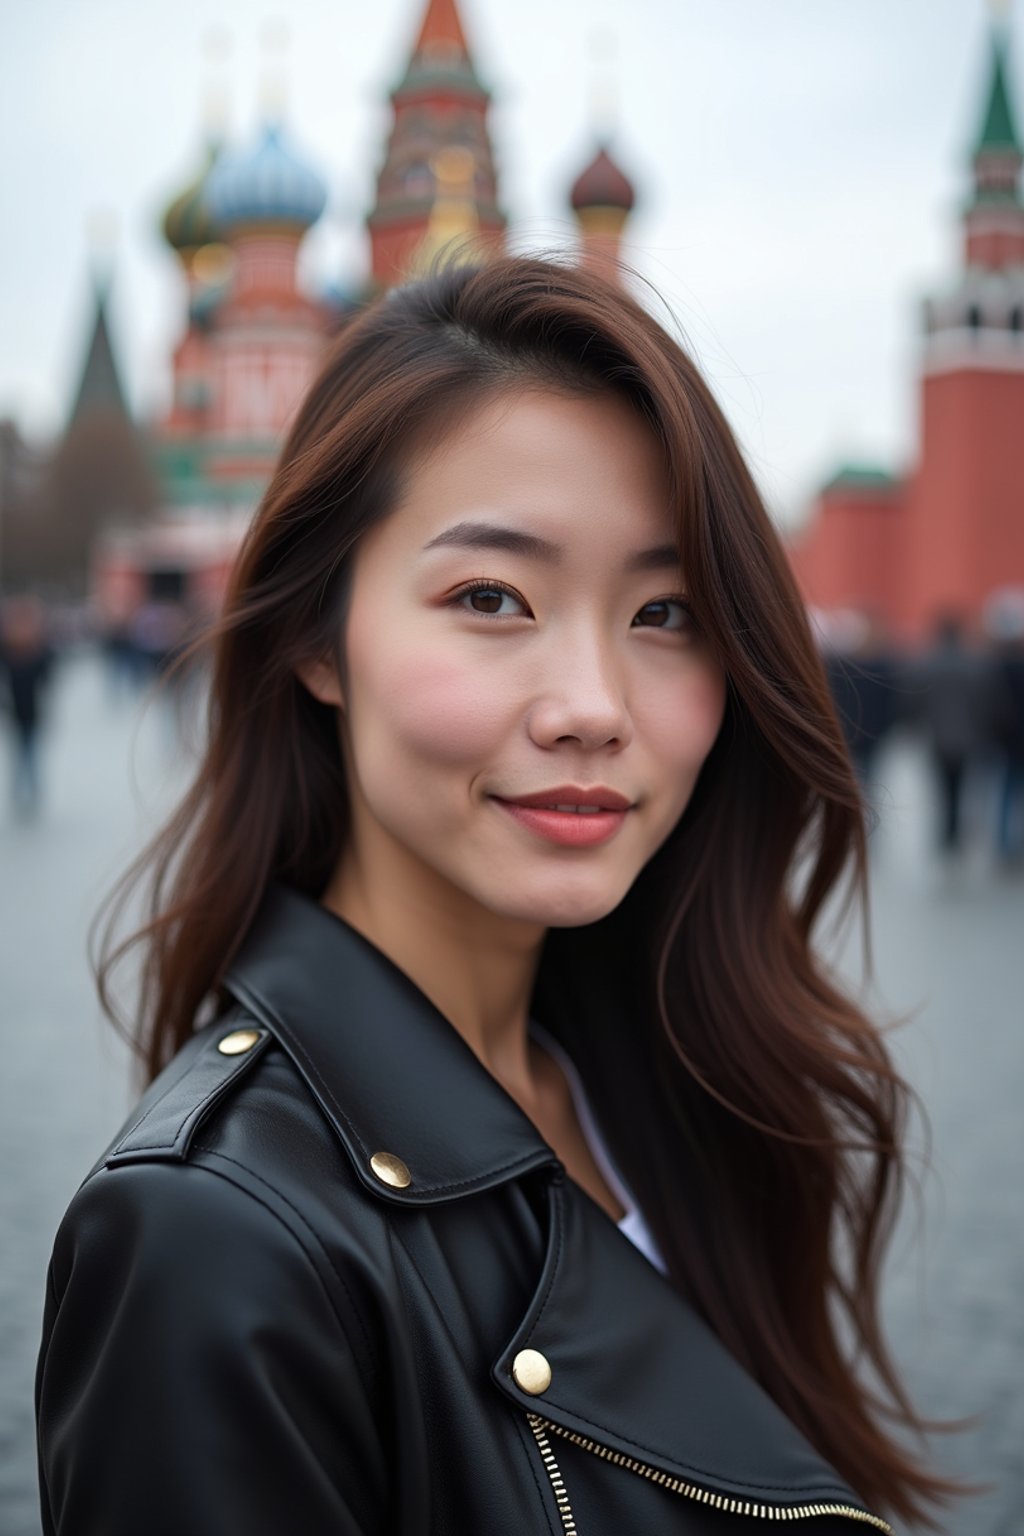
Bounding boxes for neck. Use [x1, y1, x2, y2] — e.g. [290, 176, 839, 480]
[320, 831, 547, 1105]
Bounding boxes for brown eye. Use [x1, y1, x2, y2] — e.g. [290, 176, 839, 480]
[453, 582, 528, 619]
[633, 599, 692, 631]
[469, 588, 506, 614]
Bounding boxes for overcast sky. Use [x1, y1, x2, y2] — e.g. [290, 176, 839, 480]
[0, 0, 1010, 529]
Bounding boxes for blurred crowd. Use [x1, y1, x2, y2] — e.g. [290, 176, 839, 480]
[2, 591, 1024, 870]
[0, 593, 205, 818]
[819, 600, 1024, 867]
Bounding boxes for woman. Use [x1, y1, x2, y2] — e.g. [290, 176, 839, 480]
[35, 256, 963, 1533]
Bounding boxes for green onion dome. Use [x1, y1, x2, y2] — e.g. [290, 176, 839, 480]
[161, 136, 224, 257]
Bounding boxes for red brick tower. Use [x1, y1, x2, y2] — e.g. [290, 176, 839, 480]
[788, 17, 1024, 645]
[904, 17, 1024, 639]
[366, 0, 506, 289]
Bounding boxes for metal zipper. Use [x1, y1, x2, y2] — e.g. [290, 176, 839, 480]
[526, 1414, 578, 1533]
[526, 1412, 895, 1532]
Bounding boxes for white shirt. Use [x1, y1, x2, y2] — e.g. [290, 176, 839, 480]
[528, 1020, 668, 1277]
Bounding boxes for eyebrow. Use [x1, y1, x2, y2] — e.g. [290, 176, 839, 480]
[421, 520, 681, 574]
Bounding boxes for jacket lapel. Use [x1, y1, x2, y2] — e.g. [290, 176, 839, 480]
[492, 1177, 875, 1517]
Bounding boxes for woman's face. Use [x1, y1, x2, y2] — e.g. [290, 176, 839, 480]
[306, 386, 727, 932]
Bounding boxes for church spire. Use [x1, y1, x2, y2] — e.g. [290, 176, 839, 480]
[412, 0, 472, 60]
[965, 11, 1024, 268]
[975, 19, 1022, 155]
[397, 0, 482, 94]
[68, 270, 131, 428]
[366, 0, 506, 289]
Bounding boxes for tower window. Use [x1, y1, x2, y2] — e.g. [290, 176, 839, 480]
[967, 303, 982, 332]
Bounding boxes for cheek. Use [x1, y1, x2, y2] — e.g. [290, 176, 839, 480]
[641, 664, 727, 770]
[350, 637, 514, 768]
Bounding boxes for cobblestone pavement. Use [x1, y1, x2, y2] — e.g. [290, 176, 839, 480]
[2, 650, 1022, 1534]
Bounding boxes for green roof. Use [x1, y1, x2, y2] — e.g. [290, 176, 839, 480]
[976, 26, 1022, 155]
[821, 464, 901, 495]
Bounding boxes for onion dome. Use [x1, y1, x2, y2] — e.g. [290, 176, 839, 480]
[161, 137, 224, 257]
[570, 144, 635, 214]
[205, 121, 328, 234]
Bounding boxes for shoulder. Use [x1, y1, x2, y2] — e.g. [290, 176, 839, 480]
[93, 1012, 356, 1195]
[37, 1024, 393, 1534]
[52, 1014, 391, 1361]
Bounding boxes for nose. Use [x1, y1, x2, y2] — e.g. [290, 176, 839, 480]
[527, 630, 634, 751]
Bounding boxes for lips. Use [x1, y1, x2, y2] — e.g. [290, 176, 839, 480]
[491, 797, 630, 847]
[492, 785, 633, 812]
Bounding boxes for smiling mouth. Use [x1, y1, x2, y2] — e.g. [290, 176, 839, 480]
[489, 797, 631, 848]
[491, 785, 634, 814]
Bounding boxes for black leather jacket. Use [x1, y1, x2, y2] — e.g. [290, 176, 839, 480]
[36, 883, 894, 1534]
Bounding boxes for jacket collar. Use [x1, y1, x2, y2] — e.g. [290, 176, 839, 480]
[223, 881, 882, 1526]
[223, 881, 559, 1205]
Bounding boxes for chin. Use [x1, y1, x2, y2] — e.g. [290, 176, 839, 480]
[486, 873, 634, 930]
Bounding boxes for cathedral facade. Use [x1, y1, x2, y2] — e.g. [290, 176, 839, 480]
[90, 0, 635, 621]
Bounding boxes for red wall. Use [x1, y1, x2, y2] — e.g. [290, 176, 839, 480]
[903, 365, 1024, 640]
[787, 482, 908, 634]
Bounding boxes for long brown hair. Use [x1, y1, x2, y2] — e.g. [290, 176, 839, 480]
[95, 253, 971, 1528]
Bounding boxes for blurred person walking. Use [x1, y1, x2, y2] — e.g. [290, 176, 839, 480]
[989, 617, 1024, 866]
[129, 597, 190, 683]
[905, 611, 1006, 860]
[823, 610, 899, 814]
[0, 595, 55, 818]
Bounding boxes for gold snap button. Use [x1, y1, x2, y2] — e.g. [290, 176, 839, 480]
[217, 1029, 262, 1056]
[511, 1348, 552, 1395]
[369, 1151, 412, 1188]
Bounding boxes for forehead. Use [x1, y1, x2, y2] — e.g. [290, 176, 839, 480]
[385, 387, 675, 552]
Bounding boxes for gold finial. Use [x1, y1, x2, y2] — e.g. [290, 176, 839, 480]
[587, 28, 618, 138]
[260, 17, 290, 121]
[201, 28, 231, 137]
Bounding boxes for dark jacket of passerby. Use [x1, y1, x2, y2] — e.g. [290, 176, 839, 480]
[35, 883, 893, 1536]
[0, 640, 53, 732]
[992, 644, 1024, 763]
[903, 637, 1006, 762]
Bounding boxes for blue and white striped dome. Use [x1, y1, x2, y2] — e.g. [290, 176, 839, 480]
[205, 122, 327, 234]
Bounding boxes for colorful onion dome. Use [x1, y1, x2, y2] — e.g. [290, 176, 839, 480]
[570, 144, 636, 213]
[161, 137, 224, 255]
[205, 121, 328, 234]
